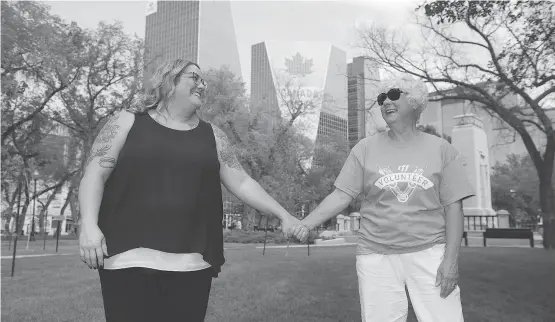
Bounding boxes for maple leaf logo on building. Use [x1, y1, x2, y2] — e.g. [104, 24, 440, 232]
[284, 52, 313, 77]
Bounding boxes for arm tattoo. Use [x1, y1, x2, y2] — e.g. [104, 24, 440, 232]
[99, 157, 116, 168]
[84, 114, 121, 167]
[213, 126, 243, 171]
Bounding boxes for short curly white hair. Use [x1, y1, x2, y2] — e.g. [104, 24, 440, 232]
[378, 75, 429, 113]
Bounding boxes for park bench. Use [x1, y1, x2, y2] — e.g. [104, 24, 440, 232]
[483, 228, 534, 248]
[253, 225, 275, 232]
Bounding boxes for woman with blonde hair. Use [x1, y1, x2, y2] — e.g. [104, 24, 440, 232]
[293, 76, 474, 321]
[78, 59, 302, 321]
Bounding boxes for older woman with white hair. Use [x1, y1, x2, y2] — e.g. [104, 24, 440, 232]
[293, 76, 474, 321]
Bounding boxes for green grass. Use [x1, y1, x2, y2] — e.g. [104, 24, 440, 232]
[2, 244, 554, 322]
[2, 238, 79, 257]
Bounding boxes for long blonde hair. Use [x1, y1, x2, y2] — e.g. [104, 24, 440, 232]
[143, 59, 200, 114]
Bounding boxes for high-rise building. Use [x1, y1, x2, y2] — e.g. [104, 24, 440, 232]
[250, 41, 348, 165]
[143, 0, 242, 84]
[251, 42, 281, 128]
[347, 57, 384, 149]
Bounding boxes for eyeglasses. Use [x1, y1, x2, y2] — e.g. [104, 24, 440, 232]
[377, 88, 404, 106]
[184, 72, 207, 87]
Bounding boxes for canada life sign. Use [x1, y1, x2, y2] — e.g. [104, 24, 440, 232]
[278, 52, 322, 102]
[279, 86, 322, 101]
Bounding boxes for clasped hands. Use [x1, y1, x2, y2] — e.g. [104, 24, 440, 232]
[282, 216, 311, 243]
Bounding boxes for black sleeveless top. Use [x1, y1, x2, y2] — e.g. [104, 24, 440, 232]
[98, 112, 225, 277]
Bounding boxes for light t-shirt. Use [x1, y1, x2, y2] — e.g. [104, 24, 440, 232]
[334, 131, 475, 255]
[103, 249, 211, 271]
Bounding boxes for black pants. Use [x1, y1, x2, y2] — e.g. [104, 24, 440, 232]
[98, 267, 213, 322]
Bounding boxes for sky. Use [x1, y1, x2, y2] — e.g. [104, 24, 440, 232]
[45, 0, 421, 90]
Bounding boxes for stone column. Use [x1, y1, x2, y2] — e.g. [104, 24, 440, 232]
[350, 213, 361, 230]
[497, 210, 510, 228]
[61, 219, 68, 236]
[336, 215, 345, 231]
[451, 114, 496, 218]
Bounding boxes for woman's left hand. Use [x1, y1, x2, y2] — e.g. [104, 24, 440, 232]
[435, 256, 459, 299]
[291, 224, 309, 242]
[281, 216, 302, 239]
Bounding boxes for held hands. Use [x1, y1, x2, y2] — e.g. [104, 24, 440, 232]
[79, 224, 108, 269]
[281, 215, 302, 239]
[291, 223, 310, 243]
[435, 255, 459, 299]
[281, 215, 310, 242]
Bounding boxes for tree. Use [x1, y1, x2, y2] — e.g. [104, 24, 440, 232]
[1, 1, 85, 143]
[491, 154, 541, 228]
[358, 1, 555, 249]
[252, 74, 348, 227]
[46, 22, 145, 224]
[203, 67, 348, 229]
[1, 1, 87, 234]
[1, 2, 156, 231]
[199, 66, 248, 125]
[417, 124, 452, 142]
[308, 132, 350, 197]
[1, 103, 78, 234]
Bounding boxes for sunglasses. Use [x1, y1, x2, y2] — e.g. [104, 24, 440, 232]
[377, 88, 404, 106]
[184, 72, 207, 87]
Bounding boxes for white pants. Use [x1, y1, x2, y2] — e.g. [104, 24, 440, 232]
[356, 244, 464, 322]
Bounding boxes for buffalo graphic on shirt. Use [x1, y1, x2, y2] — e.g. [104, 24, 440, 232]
[374, 165, 434, 203]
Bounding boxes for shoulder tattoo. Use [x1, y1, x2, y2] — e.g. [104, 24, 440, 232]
[84, 113, 121, 168]
[213, 126, 243, 171]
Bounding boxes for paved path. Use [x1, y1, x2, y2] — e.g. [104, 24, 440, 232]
[257, 243, 357, 249]
[2, 239, 544, 260]
[258, 238, 544, 249]
[1, 243, 257, 260]
[1, 253, 75, 259]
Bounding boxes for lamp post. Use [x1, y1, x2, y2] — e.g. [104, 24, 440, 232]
[43, 207, 47, 251]
[509, 189, 517, 228]
[25, 170, 39, 250]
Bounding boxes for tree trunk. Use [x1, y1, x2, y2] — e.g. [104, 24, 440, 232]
[257, 210, 264, 227]
[60, 188, 72, 214]
[16, 178, 31, 234]
[38, 187, 61, 235]
[69, 192, 79, 234]
[16, 202, 30, 234]
[2, 184, 15, 231]
[539, 176, 555, 249]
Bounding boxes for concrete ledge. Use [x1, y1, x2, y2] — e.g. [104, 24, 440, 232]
[256, 243, 357, 249]
[314, 238, 346, 245]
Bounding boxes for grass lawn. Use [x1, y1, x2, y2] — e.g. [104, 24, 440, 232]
[2, 244, 554, 322]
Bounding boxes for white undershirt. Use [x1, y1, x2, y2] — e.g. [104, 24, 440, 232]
[103, 248, 211, 272]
